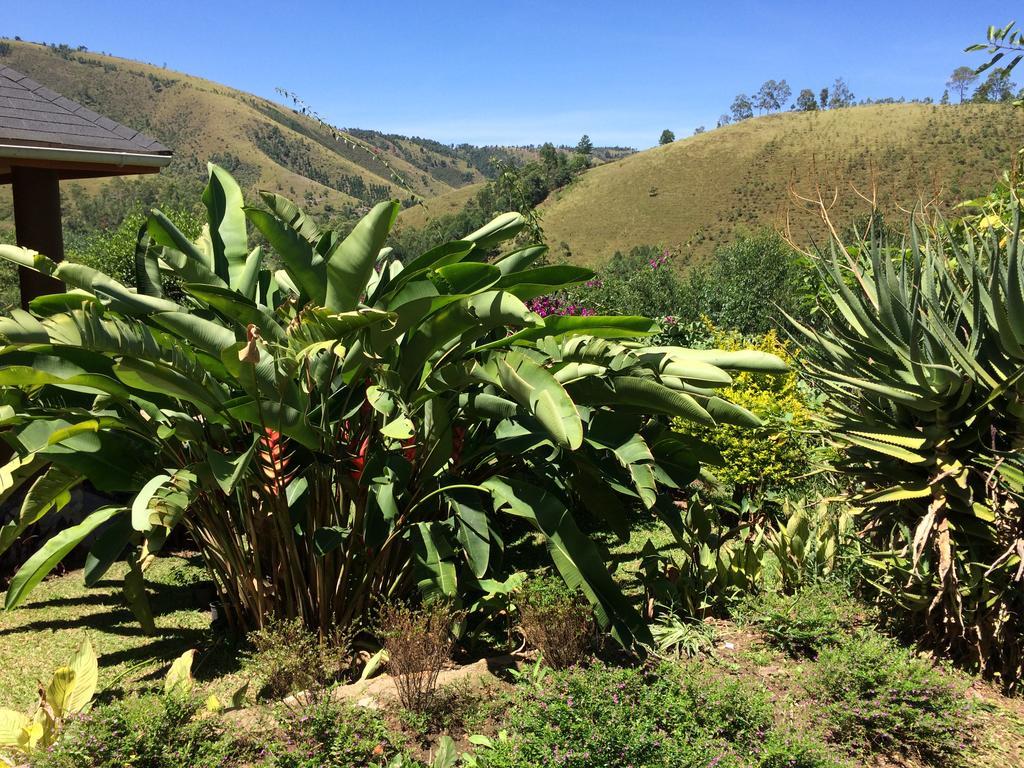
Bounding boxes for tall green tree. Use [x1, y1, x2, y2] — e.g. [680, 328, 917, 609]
[730, 93, 753, 121]
[753, 79, 791, 113]
[575, 135, 593, 156]
[659, 129, 676, 145]
[972, 68, 1017, 101]
[796, 89, 818, 111]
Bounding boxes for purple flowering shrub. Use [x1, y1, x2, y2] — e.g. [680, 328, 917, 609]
[525, 294, 596, 317]
[529, 246, 702, 345]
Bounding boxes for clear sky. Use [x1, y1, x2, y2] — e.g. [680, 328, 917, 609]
[2, 1, 1015, 148]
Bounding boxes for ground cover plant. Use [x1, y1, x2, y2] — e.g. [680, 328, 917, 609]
[812, 631, 973, 763]
[0, 164, 787, 642]
[737, 582, 867, 658]
[472, 661, 844, 768]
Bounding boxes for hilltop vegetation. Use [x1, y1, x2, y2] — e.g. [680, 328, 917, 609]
[0, 41, 474, 230]
[0, 40, 629, 246]
[539, 102, 1024, 267]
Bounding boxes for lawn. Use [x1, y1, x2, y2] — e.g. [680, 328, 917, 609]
[0, 556, 216, 710]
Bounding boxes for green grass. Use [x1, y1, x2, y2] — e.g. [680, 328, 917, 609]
[0, 555, 215, 710]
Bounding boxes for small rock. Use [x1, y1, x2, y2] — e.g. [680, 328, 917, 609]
[356, 695, 379, 710]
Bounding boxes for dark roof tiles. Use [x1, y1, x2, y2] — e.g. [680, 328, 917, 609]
[0, 65, 171, 156]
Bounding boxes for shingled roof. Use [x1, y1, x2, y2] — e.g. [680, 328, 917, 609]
[0, 64, 172, 173]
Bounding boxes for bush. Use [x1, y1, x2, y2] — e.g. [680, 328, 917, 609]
[270, 697, 408, 768]
[67, 207, 204, 288]
[681, 230, 816, 336]
[811, 631, 972, 762]
[33, 694, 253, 768]
[674, 325, 821, 498]
[379, 601, 458, 713]
[0, 165, 785, 646]
[244, 618, 352, 699]
[739, 582, 868, 658]
[516, 577, 594, 669]
[567, 245, 688, 322]
[478, 662, 842, 768]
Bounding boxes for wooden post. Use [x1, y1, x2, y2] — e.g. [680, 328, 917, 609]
[12, 165, 64, 309]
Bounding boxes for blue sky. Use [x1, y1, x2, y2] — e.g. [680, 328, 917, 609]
[2, 1, 1015, 148]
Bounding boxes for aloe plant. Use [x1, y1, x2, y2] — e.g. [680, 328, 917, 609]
[0, 165, 785, 644]
[790, 203, 1024, 688]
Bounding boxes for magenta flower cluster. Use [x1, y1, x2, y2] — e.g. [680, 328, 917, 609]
[648, 249, 671, 269]
[527, 294, 596, 317]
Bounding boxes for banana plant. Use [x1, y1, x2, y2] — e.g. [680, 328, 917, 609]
[789, 202, 1024, 689]
[0, 638, 97, 765]
[0, 164, 785, 647]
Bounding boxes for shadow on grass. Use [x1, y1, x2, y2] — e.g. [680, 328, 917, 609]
[0, 579, 211, 635]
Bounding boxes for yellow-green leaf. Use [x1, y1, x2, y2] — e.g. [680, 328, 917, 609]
[65, 637, 98, 715]
[44, 667, 76, 720]
[164, 649, 195, 694]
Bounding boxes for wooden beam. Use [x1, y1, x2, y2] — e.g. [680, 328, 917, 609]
[12, 165, 64, 308]
[0, 156, 164, 177]
[0, 158, 164, 183]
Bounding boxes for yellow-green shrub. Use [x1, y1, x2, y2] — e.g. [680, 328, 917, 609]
[675, 324, 818, 497]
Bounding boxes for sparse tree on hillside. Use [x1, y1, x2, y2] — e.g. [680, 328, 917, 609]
[753, 79, 791, 113]
[796, 88, 818, 111]
[819, 87, 829, 109]
[776, 79, 792, 110]
[940, 89, 950, 105]
[717, 114, 731, 128]
[575, 134, 593, 156]
[946, 66, 979, 102]
[659, 129, 676, 145]
[828, 78, 854, 109]
[693, 125, 706, 135]
[730, 93, 754, 121]
[972, 68, 1017, 102]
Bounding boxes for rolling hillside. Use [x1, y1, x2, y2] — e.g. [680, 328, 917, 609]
[537, 103, 1024, 267]
[0, 40, 633, 245]
[0, 39, 490, 234]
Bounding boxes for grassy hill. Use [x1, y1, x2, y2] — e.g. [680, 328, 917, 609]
[537, 103, 1024, 268]
[0, 41, 577, 237]
[396, 182, 487, 231]
[0, 39, 494, 237]
[0, 40, 633, 246]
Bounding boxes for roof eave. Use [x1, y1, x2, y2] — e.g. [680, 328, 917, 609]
[0, 143, 173, 169]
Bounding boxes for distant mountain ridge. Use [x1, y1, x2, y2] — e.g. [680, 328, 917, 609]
[0, 39, 630, 239]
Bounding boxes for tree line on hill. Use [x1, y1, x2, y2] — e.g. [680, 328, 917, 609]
[943, 65, 1020, 104]
[658, 62, 1020, 145]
